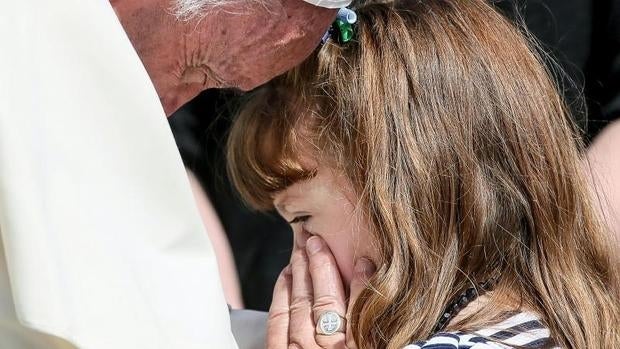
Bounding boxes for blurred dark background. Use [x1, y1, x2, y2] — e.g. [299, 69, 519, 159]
[169, 0, 620, 311]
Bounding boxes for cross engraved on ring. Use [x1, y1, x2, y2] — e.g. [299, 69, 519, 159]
[319, 311, 342, 335]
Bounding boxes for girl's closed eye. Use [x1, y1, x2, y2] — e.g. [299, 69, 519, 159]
[288, 215, 311, 225]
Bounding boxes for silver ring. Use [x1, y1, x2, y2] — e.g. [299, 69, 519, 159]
[316, 311, 346, 336]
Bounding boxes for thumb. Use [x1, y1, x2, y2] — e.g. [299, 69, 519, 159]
[349, 257, 376, 303]
[345, 258, 376, 349]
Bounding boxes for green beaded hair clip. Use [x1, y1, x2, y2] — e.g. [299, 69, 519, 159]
[321, 8, 358, 45]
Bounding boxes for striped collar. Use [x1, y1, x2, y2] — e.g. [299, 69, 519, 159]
[404, 312, 557, 349]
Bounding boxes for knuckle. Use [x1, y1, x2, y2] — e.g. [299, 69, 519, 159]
[290, 301, 312, 315]
[286, 312, 316, 347]
[267, 309, 289, 324]
[291, 250, 308, 264]
[289, 335, 319, 349]
[312, 294, 343, 310]
[290, 295, 313, 310]
[277, 267, 291, 279]
[288, 342, 319, 349]
[316, 334, 346, 349]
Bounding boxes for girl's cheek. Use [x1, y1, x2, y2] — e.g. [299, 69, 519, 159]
[321, 236, 356, 286]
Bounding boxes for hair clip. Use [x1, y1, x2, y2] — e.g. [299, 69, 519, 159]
[320, 8, 358, 45]
[337, 7, 357, 24]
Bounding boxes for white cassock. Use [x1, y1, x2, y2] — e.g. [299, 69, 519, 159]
[0, 0, 236, 348]
[0, 0, 350, 348]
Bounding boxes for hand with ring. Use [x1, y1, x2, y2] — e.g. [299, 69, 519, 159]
[267, 235, 376, 349]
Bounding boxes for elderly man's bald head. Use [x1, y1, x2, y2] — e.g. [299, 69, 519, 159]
[112, 0, 336, 115]
[173, 0, 248, 18]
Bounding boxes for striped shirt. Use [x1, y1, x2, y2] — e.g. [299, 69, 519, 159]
[404, 312, 558, 349]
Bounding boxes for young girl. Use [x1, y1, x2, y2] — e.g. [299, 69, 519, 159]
[227, 0, 620, 348]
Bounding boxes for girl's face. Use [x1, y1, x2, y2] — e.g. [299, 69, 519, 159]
[273, 164, 376, 287]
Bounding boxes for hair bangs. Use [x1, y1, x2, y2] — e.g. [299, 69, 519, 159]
[227, 85, 317, 210]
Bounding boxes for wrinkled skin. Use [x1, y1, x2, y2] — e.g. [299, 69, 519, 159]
[273, 164, 376, 286]
[271, 161, 378, 348]
[111, 0, 336, 115]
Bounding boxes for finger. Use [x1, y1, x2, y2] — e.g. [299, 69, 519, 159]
[289, 248, 319, 349]
[345, 257, 376, 349]
[295, 226, 312, 249]
[306, 236, 347, 348]
[267, 266, 292, 349]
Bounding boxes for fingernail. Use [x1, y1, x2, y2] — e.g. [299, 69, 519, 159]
[306, 236, 322, 255]
[354, 257, 376, 275]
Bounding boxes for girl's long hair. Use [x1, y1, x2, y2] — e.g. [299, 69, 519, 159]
[227, 1, 620, 348]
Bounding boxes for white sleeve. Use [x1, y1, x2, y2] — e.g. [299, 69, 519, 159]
[0, 1, 237, 349]
[303, 0, 352, 8]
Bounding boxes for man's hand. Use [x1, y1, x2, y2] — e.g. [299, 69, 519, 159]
[267, 236, 376, 349]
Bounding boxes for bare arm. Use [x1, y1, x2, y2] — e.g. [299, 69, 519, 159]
[585, 120, 620, 243]
[187, 170, 244, 309]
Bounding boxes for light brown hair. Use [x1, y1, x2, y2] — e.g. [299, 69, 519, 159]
[227, 1, 620, 348]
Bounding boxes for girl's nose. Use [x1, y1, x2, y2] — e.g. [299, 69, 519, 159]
[294, 226, 313, 249]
